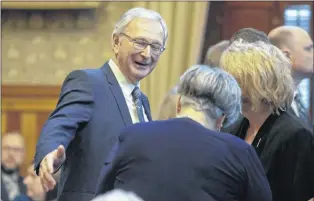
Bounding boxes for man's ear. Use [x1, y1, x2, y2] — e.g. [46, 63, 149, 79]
[176, 95, 182, 115]
[216, 115, 226, 131]
[112, 35, 120, 54]
[281, 47, 292, 60]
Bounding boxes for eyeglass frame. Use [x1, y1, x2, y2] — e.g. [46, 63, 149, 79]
[120, 33, 165, 55]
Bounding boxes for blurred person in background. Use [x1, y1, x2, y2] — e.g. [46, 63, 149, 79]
[220, 40, 314, 201]
[157, 40, 230, 121]
[268, 25, 313, 127]
[1, 132, 27, 201]
[156, 86, 179, 120]
[15, 164, 59, 201]
[204, 40, 229, 66]
[230, 27, 270, 44]
[96, 65, 272, 201]
[33, 7, 168, 201]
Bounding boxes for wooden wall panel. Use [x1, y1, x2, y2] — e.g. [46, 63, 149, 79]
[20, 113, 37, 176]
[6, 111, 21, 132]
[222, 2, 278, 40]
[2, 112, 7, 135]
[2, 85, 60, 176]
[36, 112, 51, 137]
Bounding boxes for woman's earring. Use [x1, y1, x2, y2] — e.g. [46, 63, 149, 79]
[217, 126, 221, 132]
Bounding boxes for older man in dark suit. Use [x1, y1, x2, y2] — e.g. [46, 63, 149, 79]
[34, 7, 168, 201]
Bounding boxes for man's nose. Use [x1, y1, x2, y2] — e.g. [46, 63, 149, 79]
[140, 45, 152, 58]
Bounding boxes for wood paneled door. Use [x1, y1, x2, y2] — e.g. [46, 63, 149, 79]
[1, 85, 60, 176]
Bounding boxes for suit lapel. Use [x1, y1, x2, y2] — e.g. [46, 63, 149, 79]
[101, 63, 133, 127]
[142, 95, 152, 121]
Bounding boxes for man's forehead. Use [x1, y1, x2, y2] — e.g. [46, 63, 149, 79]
[2, 134, 24, 145]
[293, 30, 312, 43]
[125, 18, 163, 42]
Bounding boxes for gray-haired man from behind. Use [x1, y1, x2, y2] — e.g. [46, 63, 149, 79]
[96, 65, 272, 201]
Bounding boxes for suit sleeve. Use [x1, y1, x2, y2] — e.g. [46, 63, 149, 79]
[244, 146, 272, 201]
[34, 70, 94, 174]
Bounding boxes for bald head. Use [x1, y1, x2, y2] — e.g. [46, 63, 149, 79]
[269, 26, 307, 49]
[268, 26, 313, 81]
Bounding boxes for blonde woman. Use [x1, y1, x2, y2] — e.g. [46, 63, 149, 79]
[220, 40, 314, 201]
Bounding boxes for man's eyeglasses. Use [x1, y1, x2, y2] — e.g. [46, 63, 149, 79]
[120, 33, 165, 55]
[3, 145, 24, 153]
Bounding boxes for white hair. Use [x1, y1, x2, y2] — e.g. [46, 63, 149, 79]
[91, 189, 144, 201]
[178, 65, 242, 127]
[112, 7, 168, 47]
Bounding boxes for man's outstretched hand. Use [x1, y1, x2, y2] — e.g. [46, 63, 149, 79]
[39, 145, 66, 192]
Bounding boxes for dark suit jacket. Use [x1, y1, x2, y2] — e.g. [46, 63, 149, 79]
[234, 110, 314, 201]
[96, 118, 272, 201]
[34, 62, 152, 201]
[1, 176, 26, 201]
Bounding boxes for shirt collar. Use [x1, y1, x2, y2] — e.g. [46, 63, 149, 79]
[109, 59, 139, 96]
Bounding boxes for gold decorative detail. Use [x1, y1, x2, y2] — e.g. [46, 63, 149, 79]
[7, 45, 20, 60]
[1, 112, 8, 134]
[72, 56, 84, 65]
[32, 36, 44, 45]
[25, 54, 38, 65]
[54, 70, 66, 78]
[79, 37, 91, 45]
[39, 53, 46, 60]
[2, 98, 57, 112]
[86, 54, 94, 61]
[54, 46, 67, 61]
[8, 69, 19, 77]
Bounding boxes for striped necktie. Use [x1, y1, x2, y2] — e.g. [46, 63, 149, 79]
[132, 86, 145, 123]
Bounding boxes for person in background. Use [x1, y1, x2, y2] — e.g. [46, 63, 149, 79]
[96, 65, 272, 201]
[204, 40, 229, 66]
[18, 164, 58, 201]
[157, 40, 230, 121]
[230, 27, 270, 44]
[156, 86, 179, 120]
[220, 39, 314, 201]
[268, 25, 313, 127]
[1, 132, 27, 201]
[34, 7, 167, 201]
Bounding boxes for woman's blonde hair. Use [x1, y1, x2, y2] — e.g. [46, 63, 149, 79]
[220, 40, 295, 113]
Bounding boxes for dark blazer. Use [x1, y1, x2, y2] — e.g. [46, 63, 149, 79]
[1, 176, 27, 201]
[96, 118, 272, 201]
[34, 62, 152, 201]
[234, 110, 314, 201]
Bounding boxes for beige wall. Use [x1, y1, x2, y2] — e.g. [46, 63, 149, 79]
[2, 1, 209, 117]
[2, 2, 134, 85]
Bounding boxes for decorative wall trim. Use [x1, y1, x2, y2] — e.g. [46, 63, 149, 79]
[2, 85, 60, 111]
[1, 2, 101, 10]
[2, 85, 61, 98]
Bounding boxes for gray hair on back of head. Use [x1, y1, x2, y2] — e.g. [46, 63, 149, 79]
[112, 7, 168, 47]
[177, 65, 242, 127]
[91, 189, 144, 201]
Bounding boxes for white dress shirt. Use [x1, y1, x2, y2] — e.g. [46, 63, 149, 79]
[109, 59, 148, 123]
